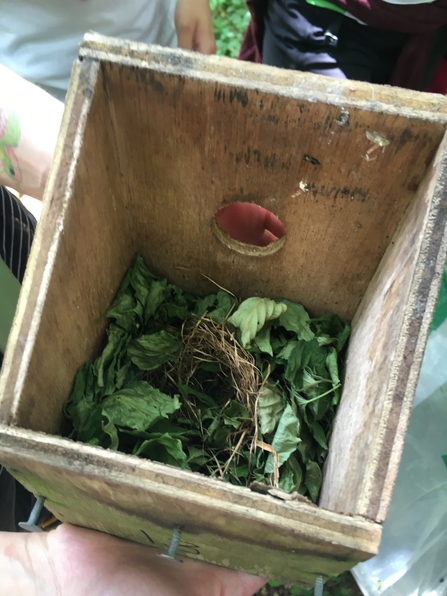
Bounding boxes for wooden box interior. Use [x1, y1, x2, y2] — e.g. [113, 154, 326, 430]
[1, 34, 447, 586]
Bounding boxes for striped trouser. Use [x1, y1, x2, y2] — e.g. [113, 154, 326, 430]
[0, 185, 36, 531]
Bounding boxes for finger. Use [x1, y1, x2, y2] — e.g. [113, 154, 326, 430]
[178, 558, 267, 596]
[259, 229, 279, 247]
[263, 210, 285, 238]
[239, 574, 268, 595]
[176, 22, 195, 50]
[193, 20, 217, 54]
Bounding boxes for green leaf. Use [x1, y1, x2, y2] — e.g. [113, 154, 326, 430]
[305, 460, 322, 502]
[142, 281, 167, 323]
[128, 330, 181, 370]
[223, 400, 250, 428]
[207, 290, 236, 323]
[290, 587, 310, 596]
[294, 381, 332, 423]
[277, 299, 315, 341]
[301, 368, 330, 400]
[326, 347, 342, 406]
[106, 293, 141, 331]
[279, 454, 303, 493]
[105, 257, 165, 331]
[187, 446, 211, 466]
[133, 433, 189, 468]
[270, 332, 287, 353]
[176, 379, 219, 409]
[315, 333, 335, 347]
[106, 260, 145, 331]
[76, 405, 117, 448]
[162, 302, 189, 321]
[125, 419, 191, 439]
[94, 323, 130, 393]
[210, 425, 230, 449]
[228, 297, 287, 347]
[81, 406, 106, 445]
[277, 340, 298, 361]
[309, 420, 328, 450]
[326, 348, 340, 385]
[101, 382, 180, 432]
[311, 314, 350, 352]
[194, 294, 218, 318]
[265, 404, 301, 473]
[64, 361, 101, 435]
[101, 410, 119, 450]
[253, 324, 273, 356]
[287, 339, 330, 391]
[286, 343, 311, 380]
[115, 360, 134, 390]
[257, 383, 284, 435]
[336, 324, 351, 352]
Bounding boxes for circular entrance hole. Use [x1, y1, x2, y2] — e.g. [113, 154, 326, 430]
[214, 202, 286, 256]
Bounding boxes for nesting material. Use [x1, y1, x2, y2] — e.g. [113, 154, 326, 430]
[64, 256, 349, 502]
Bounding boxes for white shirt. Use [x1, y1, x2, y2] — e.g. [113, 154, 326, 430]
[0, 0, 177, 99]
[384, 0, 435, 3]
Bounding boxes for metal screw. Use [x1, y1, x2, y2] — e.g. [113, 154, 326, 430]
[158, 525, 183, 562]
[314, 575, 324, 596]
[19, 496, 45, 532]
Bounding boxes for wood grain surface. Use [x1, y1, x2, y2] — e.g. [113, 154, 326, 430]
[0, 424, 381, 586]
[320, 132, 447, 521]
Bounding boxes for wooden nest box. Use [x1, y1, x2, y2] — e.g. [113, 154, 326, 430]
[1, 32, 447, 587]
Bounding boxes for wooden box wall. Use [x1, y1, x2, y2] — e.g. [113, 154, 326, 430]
[1, 33, 447, 586]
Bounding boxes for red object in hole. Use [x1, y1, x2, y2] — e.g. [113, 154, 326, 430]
[215, 202, 285, 248]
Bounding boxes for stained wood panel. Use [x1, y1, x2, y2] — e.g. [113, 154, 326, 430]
[0, 425, 381, 586]
[320, 132, 447, 521]
[98, 47, 446, 322]
[0, 58, 135, 433]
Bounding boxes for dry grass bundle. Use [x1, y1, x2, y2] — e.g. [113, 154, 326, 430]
[174, 315, 264, 478]
[178, 315, 262, 414]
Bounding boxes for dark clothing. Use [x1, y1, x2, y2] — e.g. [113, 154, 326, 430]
[262, 0, 408, 84]
[0, 184, 36, 370]
[0, 185, 36, 284]
[427, 57, 447, 94]
[239, 0, 447, 90]
[0, 468, 35, 532]
[0, 185, 36, 531]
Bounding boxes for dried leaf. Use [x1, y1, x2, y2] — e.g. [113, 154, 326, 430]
[265, 404, 301, 473]
[228, 297, 287, 347]
[128, 331, 181, 371]
[257, 383, 284, 435]
[101, 382, 180, 432]
[277, 299, 315, 341]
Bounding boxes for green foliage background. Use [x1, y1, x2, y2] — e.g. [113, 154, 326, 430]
[210, 0, 250, 57]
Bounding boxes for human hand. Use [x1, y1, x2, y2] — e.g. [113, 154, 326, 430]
[1, 523, 266, 596]
[175, 0, 217, 54]
[0, 65, 63, 200]
[216, 202, 285, 247]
